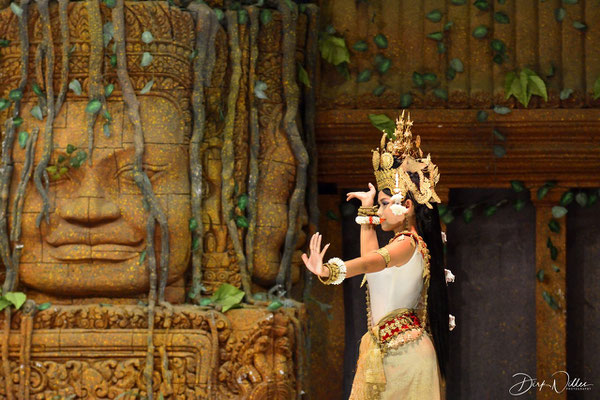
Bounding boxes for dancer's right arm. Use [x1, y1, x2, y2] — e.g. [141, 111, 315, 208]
[346, 183, 379, 256]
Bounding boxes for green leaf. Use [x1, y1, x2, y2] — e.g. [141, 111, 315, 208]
[573, 21, 587, 31]
[189, 217, 198, 231]
[550, 246, 558, 260]
[551, 206, 568, 218]
[446, 66, 456, 81]
[484, 205, 498, 216]
[493, 129, 506, 141]
[549, 219, 561, 233]
[427, 31, 444, 41]
[542, 291, 559, 310]
[238, 9, 248, 25]
[474, 0, 489, 11]
[357, 69, 372, 83]
[10, 2, 23, 17]
[493, 54, 505, 65]
[400, 93, 412, 108]
[368, 114, 396, 138]
[12, 117, 23, 127]
[37, 302, 51, 311]
[476, 110, 488, 122]
[377, 58, 391, 74]
[68, 79, 82, 95]
[514, 198, 526, 211]
[139, 249, 147, 264]
[437, 42, 447, 54]
[326, 210, 339, 221]
[593, 77, 600, 100]
[472, 25, 488, 39]
[214, 8, 224, 22]
[238, 194, 248, 211]
[493, 11, 509, 24]
[451, 0, 466, 4]
[511, 181, 526, 192]
[140, 52, 153, 67]
[8, 89, 23, 102]
[441, 210, 455, 224]
[449, 58, 464, 73]
[66, 144, 76, 154]
[0, 297, 10, 311]
[85, 99, 102, 114]
[318, 34, 350, 66]
[423, 73, 437, 83]
[373, 34, 388, 49]
[0, 98, 9, 111]
[374, 53, 386, 66]
[555, 8, 566, 22]
[189, 49, 198, 61]
[267, 300, 283, 311]
[412, 71, 424, 87]
[296, 62, 311, 88]
[259, 9, 272, 25]
[490, 39, 506, 53]
[192, 236, 200, 251]
[352, 40, 368, 52]
[527, 74, 548, 101]
[105, 83, 114, 98]
[587, 192, 598, 207]
[559, 88, 573, 100]
[31, 105, 43, 121]
[433, 88, 448, 101]
[103, 123, 110, 138]
[235, 215, 249, 228]
[493, 105, 511, 115]
[563, 0, 578, 3]
[443, 21, 454, 31]
[559, 191, 574, 206]
[5, 292, 26, 309]
[373, 85, 386, 97]
[140, 79, 154, 94]
[18, 131, 28, 149]
[103, 0, 116, 8]
[210, 283, 245, 312]
[462, 208, 473, 223]
[141, 31, 154, 44]
[575, 192, 587, 207]
[200, 298, 212, 306]
[426, 9, 443, 22]
[536, 269, 545, 282]
[32, 83, 43, 96]
[537, 186, 550, 200]
[546, 63, 556, 78]
[0, 39, 10, 47]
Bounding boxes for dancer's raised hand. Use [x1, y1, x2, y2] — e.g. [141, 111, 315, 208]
[301, 232, 330, 278]
[346, 182, 376, 206]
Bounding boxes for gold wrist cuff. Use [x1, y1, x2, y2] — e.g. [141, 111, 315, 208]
[357, 205, 378, 217]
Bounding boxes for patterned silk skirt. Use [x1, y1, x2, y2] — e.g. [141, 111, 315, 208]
[349, 309, 444, 400]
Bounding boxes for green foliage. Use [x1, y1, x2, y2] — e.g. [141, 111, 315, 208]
[494, 11, 509, 24]
[267, 300, 283, 311]
[472, 25, 488, 39]
[352, 40, 368, 52]
[510, 180, 526, 193]
[449, 58, 464, 73]
[400, 93, 412, 108]
[0, 98, 9, 111]
[537, 180, 556, 200]
[427, 32, 443, 41]
[210, 283, 245, 312]
[493, 144, 506, 158]
[476, 110, 488, 122]
[235, 215, 249, 228]
[536, 269, 544, 282]
[69, 79, 82, 96]
[18, 131, 28, 149]
[260, 9, 272, 25]
[548, 219, 561, 233]
[326, 210, 339, 221]
[140, 79, 154, 94]
[140, 52, 153, 67]
[9, 89, 23, 102]
[318, 33, 350, 67]
[30, 105, 43, 121]
[373, 85, 386, 97]
[0, 291, 26, 311]
[473, 0, 489, 11]
[433, 88, 448, 101]
[593, 77, 600, 100]
[356, 69, 372, 83]
[559, 88, 573, 100]
[542, 291, 559, 310]
[555, 8, 566, 22]
[573, 21, 587, 31]
[551, 206, 568, 218]
[373, 34, 388, 49]
[504, 69, 548, 107]
[514, 198, 526, 211]
[368, 114, 396, 139]
[426, 9, 443, 22]
[141, 31, 154, 44]
[493, 129, 506, 141]
[0, 39, 10, 47]
[559, 191, 574, 206]
[85, 99, 102, 114]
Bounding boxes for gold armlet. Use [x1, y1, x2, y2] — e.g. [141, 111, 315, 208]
[374, 247, 391, 268]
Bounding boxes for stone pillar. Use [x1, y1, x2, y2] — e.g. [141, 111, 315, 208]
[531, 189, 567, 399]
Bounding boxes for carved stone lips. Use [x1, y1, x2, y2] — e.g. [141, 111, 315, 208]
[48, 244, 144, 262]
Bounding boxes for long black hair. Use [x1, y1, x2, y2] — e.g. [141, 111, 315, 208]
[382, 171, 449, 380]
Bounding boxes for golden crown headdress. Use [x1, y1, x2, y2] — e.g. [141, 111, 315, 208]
[372, 110, 441, 208]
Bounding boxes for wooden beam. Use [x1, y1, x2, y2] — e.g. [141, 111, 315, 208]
[316, 109, 600, 189]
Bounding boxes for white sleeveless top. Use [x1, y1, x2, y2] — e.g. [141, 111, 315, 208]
[366, 243, 424, 325]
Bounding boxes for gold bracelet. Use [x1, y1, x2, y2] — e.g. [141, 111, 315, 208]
[318, 263, 336, 285]
[374, 247, 391, 268]
[357, 206, 378, 217]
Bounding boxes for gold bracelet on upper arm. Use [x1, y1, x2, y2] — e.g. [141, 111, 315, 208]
[374, 247, 391, 268]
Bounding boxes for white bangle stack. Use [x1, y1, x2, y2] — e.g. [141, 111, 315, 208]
[355, 215, 381, 225]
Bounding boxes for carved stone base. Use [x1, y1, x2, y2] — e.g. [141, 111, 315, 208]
[0, 305, 305, 399]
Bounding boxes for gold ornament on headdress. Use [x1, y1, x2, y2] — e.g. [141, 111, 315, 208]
[371, 110, 441, 209]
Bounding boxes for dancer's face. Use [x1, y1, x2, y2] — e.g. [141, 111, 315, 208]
[376, 191, 413, 232]
[10, 96, 191, 297]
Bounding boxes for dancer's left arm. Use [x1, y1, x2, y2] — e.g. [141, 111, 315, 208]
[301, 232, 416, 280]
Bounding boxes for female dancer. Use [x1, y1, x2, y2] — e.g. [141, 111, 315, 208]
[302, 112, 451, 399]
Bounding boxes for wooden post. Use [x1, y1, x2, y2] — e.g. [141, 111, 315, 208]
[531, 188, 568, 400]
